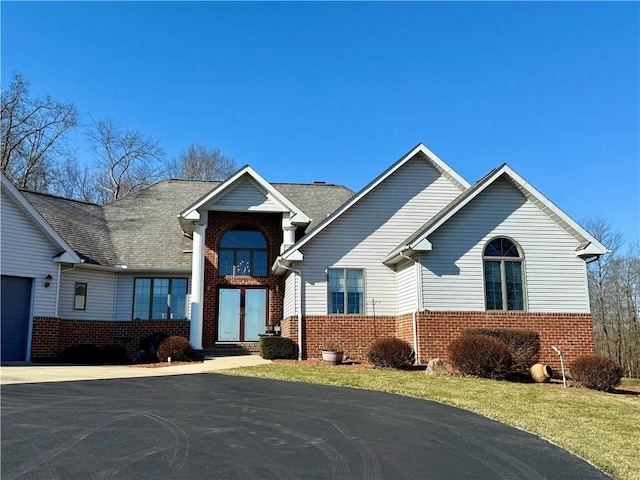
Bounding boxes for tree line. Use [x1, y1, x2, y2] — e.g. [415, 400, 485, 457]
[585, 219, 640, 378]
[1, 72, 236, 204]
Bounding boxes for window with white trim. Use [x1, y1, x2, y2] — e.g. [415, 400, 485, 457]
[219, 229, 268, 277]
[483, 238, 525, 311]
[328, 268, 364, 314]
[74, 282, 87, 310]
[133, 278, 188, 320]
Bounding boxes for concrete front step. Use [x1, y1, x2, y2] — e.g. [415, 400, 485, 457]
[204, 343, 260, 357]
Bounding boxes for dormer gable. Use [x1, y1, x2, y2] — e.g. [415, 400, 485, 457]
[180, 165, 310, 233]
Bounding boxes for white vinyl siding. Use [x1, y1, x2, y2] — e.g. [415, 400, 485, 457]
[298, 157, 464, 315]
[58, 269, 117, 320]
[209, 180, 285, 212]
[396, 260, 417, 314]
[283, 271, 297, 318]
[114, 273, 192, 320]
[1, 189, 59, 317]
[421, 178, 590, 313]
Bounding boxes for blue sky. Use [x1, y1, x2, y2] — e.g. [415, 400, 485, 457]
[2, 2, 639, 246]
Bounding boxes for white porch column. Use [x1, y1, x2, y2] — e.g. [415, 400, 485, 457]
[190, 222, 206, 350]
[281, 213, 296, 252]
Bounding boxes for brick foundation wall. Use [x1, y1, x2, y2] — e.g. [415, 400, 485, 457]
[202, 211, 285, 348]
[30, 317, 190, 360]
[295, 315, 397, 360]
[280, 311, 594, 368]
[415, 311, 594, 371]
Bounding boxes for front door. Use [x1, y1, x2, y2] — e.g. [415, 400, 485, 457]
[217, 287, 267, 341]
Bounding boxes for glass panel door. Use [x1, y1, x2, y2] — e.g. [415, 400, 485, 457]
[218, 288, 241, 341]
[244, 289, 267, 341]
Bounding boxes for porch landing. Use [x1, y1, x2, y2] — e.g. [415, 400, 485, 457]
[204, 342, 260, 357]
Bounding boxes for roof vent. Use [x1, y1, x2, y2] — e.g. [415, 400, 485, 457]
[313, 181, 326, 184]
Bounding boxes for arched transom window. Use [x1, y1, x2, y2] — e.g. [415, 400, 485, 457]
[219, 229, 268, 277]
[483, 237, 525, 311]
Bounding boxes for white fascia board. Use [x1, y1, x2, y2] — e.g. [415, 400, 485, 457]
[180, 165, 309, 223]
[283, 143, 470, 258]
[413, 238, 433, 251]
[417, 144, 471, 190]
[502, 166, 609, 256]
[1, 173, 81, 264]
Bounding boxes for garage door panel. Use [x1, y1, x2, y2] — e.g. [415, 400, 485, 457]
[1, 276, 32, 362]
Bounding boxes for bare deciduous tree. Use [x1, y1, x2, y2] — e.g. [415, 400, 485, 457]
[585, 217, 640, 377]
[87, 117, 164, 203]
[167, 143, 235, 181]
[1, 72, 78, 191]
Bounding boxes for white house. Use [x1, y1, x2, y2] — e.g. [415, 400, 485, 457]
[0, 144, 607, 366]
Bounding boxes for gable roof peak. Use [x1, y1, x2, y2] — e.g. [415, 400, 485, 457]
[179, 164, 310, 229]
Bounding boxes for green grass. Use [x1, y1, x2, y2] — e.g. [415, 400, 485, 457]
[220, 364, 640, 480]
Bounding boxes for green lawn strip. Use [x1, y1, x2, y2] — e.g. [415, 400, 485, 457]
[221, 364, 640, 480]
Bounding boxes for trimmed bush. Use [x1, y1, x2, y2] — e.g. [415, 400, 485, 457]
[138, 332, 170, 362]
[464, 328, 540, 374]
[59, 344, 104, 364]
[259, 336, 298, 360]
[447, 334, 513, 379]
[101, 344, 130, 365]
[157, 336, 198, 362]
[367, 337, 415, 369]
[569, 355, 623, 392]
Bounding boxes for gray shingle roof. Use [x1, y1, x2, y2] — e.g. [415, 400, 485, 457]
[21, 191, 117, 265]
[21, 179, 354, 270]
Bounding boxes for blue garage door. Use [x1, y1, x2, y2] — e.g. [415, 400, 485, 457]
[1, 276, 33, 362]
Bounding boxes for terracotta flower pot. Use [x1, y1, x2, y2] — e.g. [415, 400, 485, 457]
[321, 350, 343, 365]
[530, 363, 553, 383]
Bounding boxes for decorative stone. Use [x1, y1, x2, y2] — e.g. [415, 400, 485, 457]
[425, 358, 446, 375]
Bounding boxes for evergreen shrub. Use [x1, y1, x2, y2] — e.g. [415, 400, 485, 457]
[259, 336, 298, 360]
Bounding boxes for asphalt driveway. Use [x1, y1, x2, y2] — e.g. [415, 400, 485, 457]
[1, 374, 609, 479]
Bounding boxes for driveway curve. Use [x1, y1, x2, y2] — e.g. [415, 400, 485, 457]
[1, 374, 608, 479]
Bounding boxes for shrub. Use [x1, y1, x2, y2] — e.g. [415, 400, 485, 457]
[259, 336, 298, 360]
[101, 344, 130, 365]
[464, 328, 540, 374]
[569, 355, 623, 392]
[157, 336, 198, 362]
[59, 344, 104, 364]
[367, 337, 414, 369]
[447, 334, 513, 379]
[138, 332, 170, 362]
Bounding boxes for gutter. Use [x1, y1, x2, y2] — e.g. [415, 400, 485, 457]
[276, 260, 304, 361]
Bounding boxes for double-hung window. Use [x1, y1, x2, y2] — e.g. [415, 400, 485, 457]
[328, 268, 364, 314]
[133, 278, 188, 320]
[483, 238, 525, 311]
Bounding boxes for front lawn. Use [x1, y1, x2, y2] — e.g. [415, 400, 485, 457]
[221, 363, 640, 480]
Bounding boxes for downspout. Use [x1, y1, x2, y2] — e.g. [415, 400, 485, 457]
[400, 248, 420, 364]
[277, 261, 303, 361]
[54, 263, 61, 318]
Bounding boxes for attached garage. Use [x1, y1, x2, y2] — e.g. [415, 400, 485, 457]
[1, 275, 33, 362]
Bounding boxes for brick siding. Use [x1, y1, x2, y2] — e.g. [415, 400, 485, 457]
[202, 211, 285, 348]
[282, 311, 594, 371]
[30, 317, 189, 360]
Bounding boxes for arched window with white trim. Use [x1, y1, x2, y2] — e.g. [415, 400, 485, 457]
[219, 229, 268, 277]
[483, 237, 525, 311]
